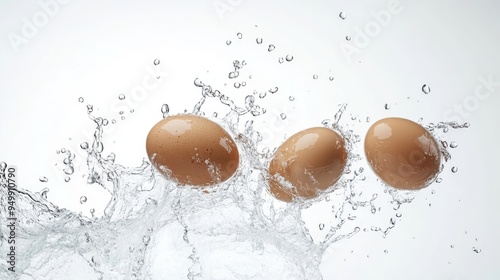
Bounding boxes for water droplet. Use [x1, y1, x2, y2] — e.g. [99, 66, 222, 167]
[313, 74, 318, 79]
[435, 177, 443, 183]
[194, 78, 204, 87]
[80, 142, 89, 149]
[278, 57, 284, 64]
[242, 81, 246, 87]
[40, 188, 49, 199]
[339, 12, 346, 20]
[285, 54, 293, 62]
[269, 87, 278, 93]
[329, 76, 334, 81]
[130, 109, 134, 113]
[256, 38, 263, 44]
[259, 92, 266, 99]
[119, 111, 124, 115]
[111, 119, 116, 124]
[289, 96, 295, 101]
[422, 84, 431, 94]
[87, 104, 93, 113]
[431, 190, 436, 194]
[319, 223, 325, 230]
[234, 82, 241, 88]
[472, 247, 482, 253]
[64, 177, 71, 182]
[90, 208, 95, 214]
[464, 122, 470, 128]
[384, 250, 388, 254]
[161, 104, 170, 118]
[384, 104, 391, 110]
[64, 166, 74, 175]
[153, 59, 160, 66]
[228, 71, 239, 79]
[451, 166, 458, 173]
[78, 97, 84, 103]
[450, 245, 454, 248]
[226, 40, 232, 45]
[450, 141, 458, 148]
[366, 117, 371, 122]
[118, 94, 125, 100]
[80, 196, 87, 204]
[280, 113, 287, 120]
[39, 176, 48, 183]
[237, 32, 243, 39]
[396, 213, 402, 218]
[345, 36, 351, 41]
[268, 44, 275, 52]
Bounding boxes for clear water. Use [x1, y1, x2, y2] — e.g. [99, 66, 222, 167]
[0, 36, 467, 280]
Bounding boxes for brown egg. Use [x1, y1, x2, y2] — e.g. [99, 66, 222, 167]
[364, 117, 441, 190]
[146, 115, 239, 186]
[268, 127, 348, 202]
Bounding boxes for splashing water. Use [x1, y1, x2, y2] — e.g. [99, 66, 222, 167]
[0, 36, 468, 280]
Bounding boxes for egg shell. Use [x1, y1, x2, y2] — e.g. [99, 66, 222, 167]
[364, 117, 441, 190]
[268, 127, 348, 202]
[146, 115, 239, 186]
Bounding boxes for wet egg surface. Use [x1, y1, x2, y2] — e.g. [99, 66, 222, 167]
[268, 127, 347, 202]
[364, 117, 441, 190]
[146, 115, 239, 186]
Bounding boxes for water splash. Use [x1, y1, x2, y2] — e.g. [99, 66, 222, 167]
[0, 49, 469, 280]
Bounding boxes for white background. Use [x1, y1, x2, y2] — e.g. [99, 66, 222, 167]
[1, 0, 500, 279]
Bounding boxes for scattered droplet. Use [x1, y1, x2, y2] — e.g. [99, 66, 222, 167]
[256, 38, 263, 44]
[268, 44, 275, 52]
[422, 84, 431, 94]
[87, 104, 93, 113]
[384, 104, 391, 110]
[64, 177, 71, 182]
[329, 76, 334, 81]
[278, 57, 284, 64]
[396, 213, 402, 218]
[472, 247, 482, 253]
[346, 36, 351, 41]
[226, 40, 232, 45]
[78, 97, 84, 103]
[80, 196, 87, 204]
[269, 87, 278, 93]
[39, 176, 48, 183]
[384, 250, 388, 254]
[289, 96, 295, 101]
[234, 82, 241, 88]
[118, 94, 125, 100]
[435, 177, 443, 183]
[161, 104, 169, 118]
[313, 74, 318, 79]
[366, 117, 370, 122]
[339, 12, 346, 20]
[450, 245, 454, 248]
[241, 81, 246, 87]
[259, 92, 266, 99]
[237, 32, 243, 39]
[285, 54, 293, 62]
[464, 122, 470, 128]
[153, 59, 160, 66]
[80, 142, 89, 150]
[451, 166, 458, 173]
[228, 71, 239, 79]
[450, 141, 458, 148]
[319, 223, 325, 230]
[280, 113, 287, 120]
